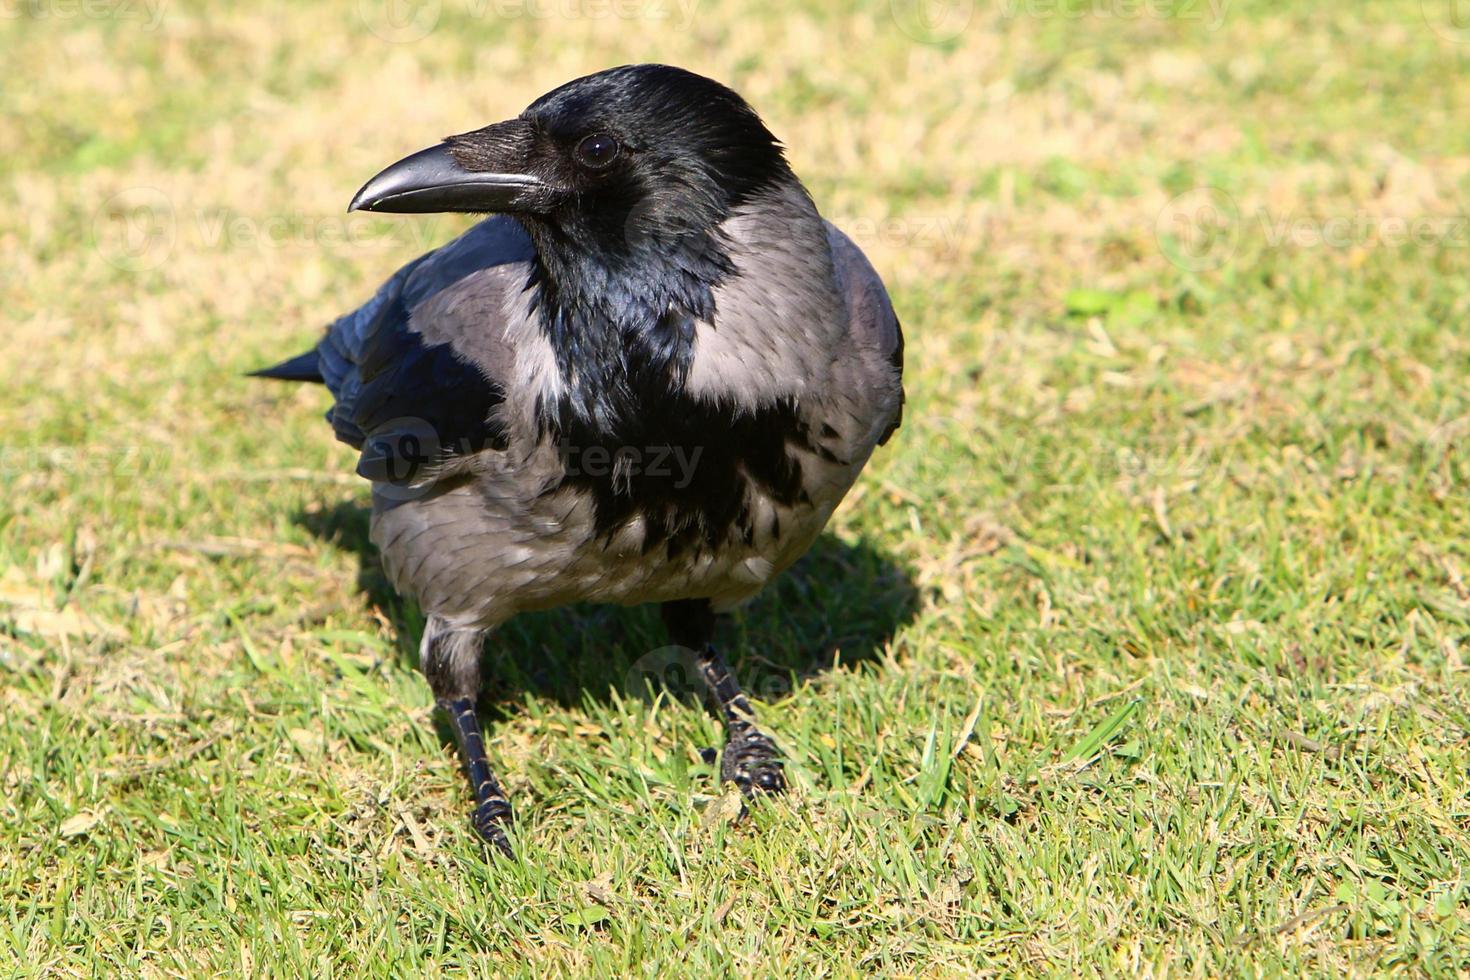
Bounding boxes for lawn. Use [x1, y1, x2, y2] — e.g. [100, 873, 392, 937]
[3, 0, 1469, 974]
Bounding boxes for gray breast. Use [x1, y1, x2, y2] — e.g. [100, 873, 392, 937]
[368, 186, 903, 628]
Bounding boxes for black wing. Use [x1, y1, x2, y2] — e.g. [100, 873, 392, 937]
[291, 217, 535, 486]
[825, 223, 904, 445]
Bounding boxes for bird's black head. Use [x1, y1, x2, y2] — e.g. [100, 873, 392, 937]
[350, 65, 793, 274]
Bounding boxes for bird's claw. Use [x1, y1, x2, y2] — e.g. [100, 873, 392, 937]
[471, 798, 514, 856]
[721, 731, 786, 798]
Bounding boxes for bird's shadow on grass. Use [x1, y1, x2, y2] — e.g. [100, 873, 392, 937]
[297, 499, 918, 721]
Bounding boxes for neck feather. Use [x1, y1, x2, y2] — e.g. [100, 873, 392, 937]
[523, 222, 733, 440]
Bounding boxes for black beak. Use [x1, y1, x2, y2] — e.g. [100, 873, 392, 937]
[348, 123, 543, 214]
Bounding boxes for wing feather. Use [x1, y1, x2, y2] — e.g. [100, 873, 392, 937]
[312, 217, 536, 485]
[824, 223, 904, 443]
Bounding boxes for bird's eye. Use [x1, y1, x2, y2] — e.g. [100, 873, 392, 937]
[575, 134, 620, 169]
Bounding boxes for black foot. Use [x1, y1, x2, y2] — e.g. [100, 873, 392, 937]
[434, 690, 515, 859]
[723, 728, 786, 797]
[661, 600, 789, 807]
[471, 797, 514, 856]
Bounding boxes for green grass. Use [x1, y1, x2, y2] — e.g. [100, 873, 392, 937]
[3, 0, 1470, 974]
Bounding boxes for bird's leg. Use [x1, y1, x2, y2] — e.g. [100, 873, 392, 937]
[699, 643, 787, 796]
[661, 600, 786, 798]
[421, 618, 513, 855]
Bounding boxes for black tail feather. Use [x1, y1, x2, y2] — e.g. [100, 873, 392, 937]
[249, 349, 323, 383]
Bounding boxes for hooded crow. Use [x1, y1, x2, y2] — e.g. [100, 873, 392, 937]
[255, 64, 904, 854]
